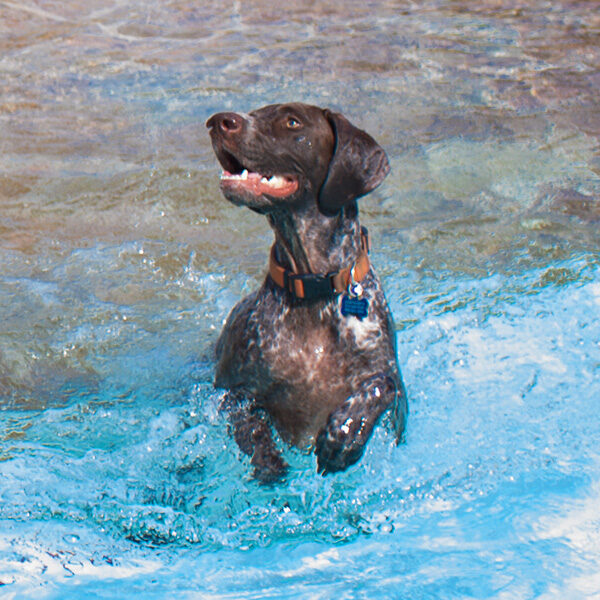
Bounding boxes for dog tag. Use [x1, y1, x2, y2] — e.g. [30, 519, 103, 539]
[341, 294, 369, 319]
[342, 270, 369, 319]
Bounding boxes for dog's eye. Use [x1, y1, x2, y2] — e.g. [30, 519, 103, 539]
[286, 117, 302, 130]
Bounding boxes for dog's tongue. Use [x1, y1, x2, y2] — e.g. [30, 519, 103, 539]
[220, 169, 299, 197]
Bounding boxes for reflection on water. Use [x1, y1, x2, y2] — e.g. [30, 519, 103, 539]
[1, 0, 599, 597]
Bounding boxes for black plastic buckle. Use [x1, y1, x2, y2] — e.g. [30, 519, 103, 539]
[285, 271, 335, 300]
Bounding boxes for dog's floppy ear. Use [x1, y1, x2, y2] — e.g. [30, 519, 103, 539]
[318, 109, 390, 216]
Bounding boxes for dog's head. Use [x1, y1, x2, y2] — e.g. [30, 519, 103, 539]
[206, 103, 389, 216]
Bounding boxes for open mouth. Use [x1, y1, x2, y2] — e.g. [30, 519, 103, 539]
[216, 149, 298, 198]
[220, 169, 298, 198]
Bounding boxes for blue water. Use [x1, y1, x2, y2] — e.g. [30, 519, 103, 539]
[1, 1, 599, 598]
[2, 257, 600, 598]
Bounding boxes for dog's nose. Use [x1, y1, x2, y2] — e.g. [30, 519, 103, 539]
[206, 112, 244, 135]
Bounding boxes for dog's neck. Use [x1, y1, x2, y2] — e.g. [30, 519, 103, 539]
[267, 201, 362, 275]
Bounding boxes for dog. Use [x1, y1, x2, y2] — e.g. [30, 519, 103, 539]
[206, 103, 407, 481]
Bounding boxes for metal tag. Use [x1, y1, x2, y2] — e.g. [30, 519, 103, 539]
[341, 294, 369, 319]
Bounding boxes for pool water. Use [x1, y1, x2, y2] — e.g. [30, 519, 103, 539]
[1, 1, 599, 598]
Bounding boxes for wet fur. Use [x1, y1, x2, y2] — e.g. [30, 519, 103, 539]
[207, 103, 407, 480]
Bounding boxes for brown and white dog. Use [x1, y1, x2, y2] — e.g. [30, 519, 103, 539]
[206, 103, 407, 481]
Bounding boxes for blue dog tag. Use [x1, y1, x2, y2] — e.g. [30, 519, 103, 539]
[341, 294, 369, 319]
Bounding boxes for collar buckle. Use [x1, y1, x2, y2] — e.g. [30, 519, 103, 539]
[284, 271, 335, 300]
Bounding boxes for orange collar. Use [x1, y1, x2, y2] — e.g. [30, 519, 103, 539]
[268, 227, 371, 300]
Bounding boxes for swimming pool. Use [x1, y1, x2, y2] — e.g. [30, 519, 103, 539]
[1, 1, 599, 597]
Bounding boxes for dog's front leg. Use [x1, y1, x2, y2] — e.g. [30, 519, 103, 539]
[220, 391, 288, 483]
[315, 373, 398, 475]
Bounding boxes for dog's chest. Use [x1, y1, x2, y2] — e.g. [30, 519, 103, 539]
[254, 292, 387, 443]
[257, 293, 381, 384]
[260, 303, 338, 379]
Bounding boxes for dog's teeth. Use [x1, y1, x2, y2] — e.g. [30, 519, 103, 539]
[221, 169, 292, 190]
[221, 170, 250, 181]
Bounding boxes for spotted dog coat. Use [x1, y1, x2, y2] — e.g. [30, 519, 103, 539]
[206, 103, 407, 481]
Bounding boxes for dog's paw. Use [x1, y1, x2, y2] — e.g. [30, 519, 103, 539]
[315, 414, 371, 475]
[251, 443, 289, 484]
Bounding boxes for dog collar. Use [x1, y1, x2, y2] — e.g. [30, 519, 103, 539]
[268, 227, 371, 301]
